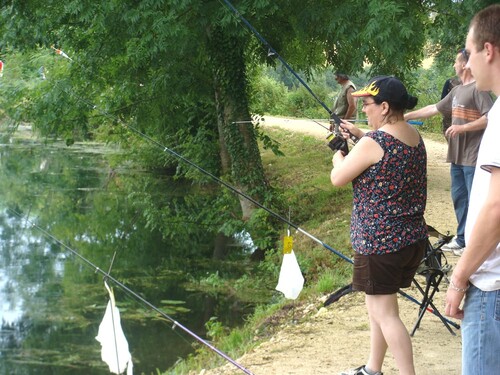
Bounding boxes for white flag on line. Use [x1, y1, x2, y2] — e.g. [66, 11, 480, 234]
[96, 281, 133, 375]
[275, 233, 304, 299]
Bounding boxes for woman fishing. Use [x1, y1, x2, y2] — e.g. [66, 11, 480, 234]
[330, 76, 427, 375]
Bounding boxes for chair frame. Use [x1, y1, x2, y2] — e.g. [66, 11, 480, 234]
[410, 225, 459, 336]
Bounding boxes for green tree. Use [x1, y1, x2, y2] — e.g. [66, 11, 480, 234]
[1, 1, 275, 253]
[0, 0, 493, 257]
[426, 0, 498, 69]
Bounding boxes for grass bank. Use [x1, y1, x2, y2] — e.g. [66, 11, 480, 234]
[164, 127, 356, 375]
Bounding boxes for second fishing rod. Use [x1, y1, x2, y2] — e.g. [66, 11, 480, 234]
[14, 209, 254, 375]
[219, 0, 353, 155]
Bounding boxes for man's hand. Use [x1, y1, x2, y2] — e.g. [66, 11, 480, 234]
[445, 124, 464, 138]
[445, 275, 469, 320]
[445, 288, 465, 320]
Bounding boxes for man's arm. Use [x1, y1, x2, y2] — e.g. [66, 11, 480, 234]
[404, 104, 439, 121]
[445, 115, 488, 137]
[445, 167, 500, 319]
[344, 87, 356, 119]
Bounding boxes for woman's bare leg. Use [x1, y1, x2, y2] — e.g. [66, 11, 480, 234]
[365, 294, 415, 375]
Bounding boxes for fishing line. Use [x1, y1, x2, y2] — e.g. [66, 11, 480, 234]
[46, 47, 460, 329]
[219, 0, 335, 120]
[6, 207, 254, 375]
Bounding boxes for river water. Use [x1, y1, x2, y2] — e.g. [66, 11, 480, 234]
[0, 126, 259, 374]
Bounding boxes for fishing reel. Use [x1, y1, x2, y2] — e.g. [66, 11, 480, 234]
[326, 115, 349, 154]
[326, 131, 349, 154]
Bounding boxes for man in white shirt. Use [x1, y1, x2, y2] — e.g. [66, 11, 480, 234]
[445, 4, 500, 375]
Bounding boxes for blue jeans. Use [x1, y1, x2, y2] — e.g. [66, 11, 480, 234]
[462, 285, 500, 375]
[450, 164, 475, 247]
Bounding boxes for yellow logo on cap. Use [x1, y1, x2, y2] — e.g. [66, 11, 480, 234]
[353, 80, 381, 97]
[362, 81, 380, 96]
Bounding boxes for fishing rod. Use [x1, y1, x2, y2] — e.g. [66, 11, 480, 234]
[220, 0, 351, 154]
[221, 0, 431, 151]
[44, 45, 460, 330]
[121, 112, 355, 263]
[220, 0, 333, 118]
[8, 208, 254, 375]
[218, 2, 459, 329]
[348, 119, 424, 126]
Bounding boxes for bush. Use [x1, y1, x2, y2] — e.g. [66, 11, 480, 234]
[251, 75, 289, 115]
[250, 66, 334, 120]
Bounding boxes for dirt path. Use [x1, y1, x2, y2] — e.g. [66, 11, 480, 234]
[200, 116, 461, 375]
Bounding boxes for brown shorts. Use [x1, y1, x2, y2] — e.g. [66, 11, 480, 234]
[352, 239, 426, 295]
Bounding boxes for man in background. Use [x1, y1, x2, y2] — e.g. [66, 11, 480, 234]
[330, 72, 356, 130]
[440, 76, 461, 132]
[445, 4, 500, 375]
[405, 50, 493, 255]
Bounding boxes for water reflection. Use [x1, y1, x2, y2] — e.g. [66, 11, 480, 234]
[0, 268, 23, 325]
[0, 127, 259, 374]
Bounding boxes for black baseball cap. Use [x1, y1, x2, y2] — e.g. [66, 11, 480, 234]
[352, 76, 407, 102]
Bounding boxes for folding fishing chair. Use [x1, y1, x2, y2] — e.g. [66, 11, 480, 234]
[409, 225, 459, 336]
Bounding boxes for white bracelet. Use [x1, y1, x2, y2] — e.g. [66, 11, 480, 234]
[449, 279, 469, 293]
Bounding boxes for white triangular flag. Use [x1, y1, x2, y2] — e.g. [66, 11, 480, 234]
[96, 281, 133, 375]
[276, 249, 304, 299]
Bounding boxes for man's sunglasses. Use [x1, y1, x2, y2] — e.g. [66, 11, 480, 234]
[459, 48, 470, 62]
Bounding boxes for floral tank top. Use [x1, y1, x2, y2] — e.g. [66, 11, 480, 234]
[351, 130, 428, 255]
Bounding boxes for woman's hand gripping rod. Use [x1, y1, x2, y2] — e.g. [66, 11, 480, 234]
[326, 113, 359, 154]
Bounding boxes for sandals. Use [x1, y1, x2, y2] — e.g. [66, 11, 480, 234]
[339, 365, 383, 375]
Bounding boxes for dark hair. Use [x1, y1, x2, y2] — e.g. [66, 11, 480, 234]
[373, 94, 417, 112]
[335, 71, 349, 80]
[458, 48, 469, 63]
[469, 4, 500, 51]
[406, 95, 418, 110]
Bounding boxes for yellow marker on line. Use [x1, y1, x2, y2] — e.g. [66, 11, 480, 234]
[283, 235, 293, 254]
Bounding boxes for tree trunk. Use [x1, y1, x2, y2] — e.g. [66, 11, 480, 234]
[212, 232, 230, 260]
[208, 27, 267, 220]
